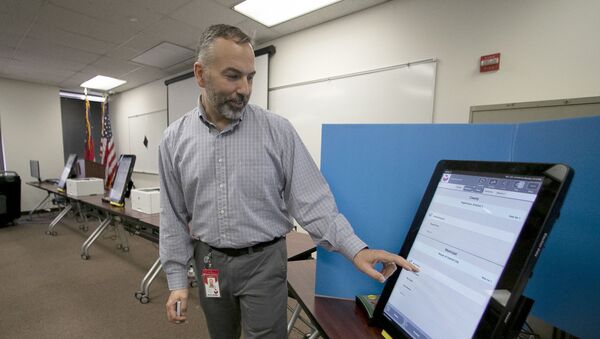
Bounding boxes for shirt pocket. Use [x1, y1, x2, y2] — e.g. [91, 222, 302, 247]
[235, 160, 278, 203]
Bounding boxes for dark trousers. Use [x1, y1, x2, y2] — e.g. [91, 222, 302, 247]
[193, 239, 288, 339]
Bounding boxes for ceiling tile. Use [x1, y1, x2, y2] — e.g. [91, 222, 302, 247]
[1, 58, 77, 85]
[119, 33, 162, 55]
[131, 42, 194, 69]
[214, 0, 243, 8]
[162, 58, 196, 75]
[0, 73, 60, 87]
[105, 45, 143, 61]
[37, 3, 139, 45]
[60, 70, 108, 90]
[16, 37, 100, 65]
[49, 0, 165, 33]
[169, 0, 246, 29]
[125, 17, 201, 52]
[0, 46, 15, 59]
[86, 56, 142, 78]
[120, 66, 170, 86]
[126, 0, 193, 16]
[47, 0, 116, 19]
[10, 52, 91, 73]
[0, 56, 15, 72]
[0, 0, 45, 21]
[27, 22, 117, 55]
[0, 10, 35, 49]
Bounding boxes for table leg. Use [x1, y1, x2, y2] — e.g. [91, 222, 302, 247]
[288, 302, 303, 335]
[115, 223, 129, 252]
[75, 202, 89, 231]
[135, 257, 162, 304]
[46, 204, 73, 236]
[80, 217, 112, 260]
[28, 193, 52, 220]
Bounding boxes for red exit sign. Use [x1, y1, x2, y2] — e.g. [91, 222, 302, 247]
[480, 53, 501, 72]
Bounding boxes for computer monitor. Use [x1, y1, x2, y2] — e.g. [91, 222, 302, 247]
[30, 160, 41, 183]
[108, 154, 136, 206]
[373, 160, 572, 339]
[57, 154, 78, 191]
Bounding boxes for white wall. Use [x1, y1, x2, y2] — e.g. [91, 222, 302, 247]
[265, 0, 600, 122]
[111, 78, 167, 188]
[0, 77, 65, 211]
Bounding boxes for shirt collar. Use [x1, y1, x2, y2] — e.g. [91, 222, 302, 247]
[196, 95, 246, 132]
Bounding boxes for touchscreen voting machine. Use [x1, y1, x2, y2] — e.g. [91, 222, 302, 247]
[106, 155, 136, 207]
[30, 160, 41, 183]
[373, 160, 572, 339]
[57, 154, 78, 191]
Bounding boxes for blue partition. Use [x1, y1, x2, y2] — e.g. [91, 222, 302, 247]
[317, 117, 600, 338]
[512, 118, 600, 337]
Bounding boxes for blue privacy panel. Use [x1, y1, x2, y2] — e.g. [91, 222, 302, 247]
[316, 117, 600, 338]
[513, 117, 600, 339]
[317, 124, 515, 298]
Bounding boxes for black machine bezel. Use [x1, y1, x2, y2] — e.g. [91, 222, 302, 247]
[372, 160, 572, 339]
[108, 154, 136, 206]
[56, 154, 78, 190]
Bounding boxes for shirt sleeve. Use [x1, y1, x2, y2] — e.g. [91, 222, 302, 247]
[158, 131, 194, 290]
[281, 122, 367, 261]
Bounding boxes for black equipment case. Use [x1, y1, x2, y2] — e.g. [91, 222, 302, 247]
[0, 171, 21, 226]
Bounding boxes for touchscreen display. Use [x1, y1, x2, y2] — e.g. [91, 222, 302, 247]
[57, 154, 77, 189]
[108, 156, 133, 202]
[383, 171, 542, 339]
[30, 160, 41, 181]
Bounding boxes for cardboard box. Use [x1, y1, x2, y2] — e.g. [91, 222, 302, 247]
[66, 178, 104, 196]
[131, 187, 160, 214]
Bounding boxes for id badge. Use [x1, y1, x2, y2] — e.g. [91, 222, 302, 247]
[202, 269, 221, 298]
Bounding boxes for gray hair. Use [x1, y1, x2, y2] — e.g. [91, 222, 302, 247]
[196, 24, 252, 65]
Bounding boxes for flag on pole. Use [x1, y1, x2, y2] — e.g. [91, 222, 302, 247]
[84, 94, 95, 162]
[99, 96, 117, 189]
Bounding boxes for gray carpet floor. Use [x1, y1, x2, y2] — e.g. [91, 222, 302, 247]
[0, 213, 312, 339]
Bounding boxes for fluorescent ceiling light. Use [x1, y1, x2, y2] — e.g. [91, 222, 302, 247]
[80, 75, 126, 91]
[233, 0, 342, 27]
[60, 91, 105, 102]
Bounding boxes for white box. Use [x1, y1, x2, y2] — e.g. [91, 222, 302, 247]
[131, 187, 160, 214]
[66, 178, 104, 196]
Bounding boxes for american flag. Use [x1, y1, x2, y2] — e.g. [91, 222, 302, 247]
[99, 97, 117, 189]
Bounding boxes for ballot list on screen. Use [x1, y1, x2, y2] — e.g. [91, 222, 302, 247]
[384, 171, 542, 339]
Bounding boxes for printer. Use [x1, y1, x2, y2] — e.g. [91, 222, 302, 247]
[66, 177, 104, 196]
[131, 187, 160, 214]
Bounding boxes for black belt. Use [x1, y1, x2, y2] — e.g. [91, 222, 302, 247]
[211, 237, 283, 257]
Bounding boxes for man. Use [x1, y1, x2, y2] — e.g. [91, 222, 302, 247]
[159, 24, 418, 338]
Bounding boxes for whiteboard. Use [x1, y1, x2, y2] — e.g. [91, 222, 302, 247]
[167, 53, 271, 125]
[269, 61, 437, 166]
[167, 76, 197, 125]
[250, 53, 269, 108]
[128, 110, 166, 174]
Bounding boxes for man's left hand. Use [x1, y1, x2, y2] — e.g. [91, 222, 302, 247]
[352, 248, 419, 283]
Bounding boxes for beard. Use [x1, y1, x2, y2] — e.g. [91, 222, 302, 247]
[204, 86, 249, 121]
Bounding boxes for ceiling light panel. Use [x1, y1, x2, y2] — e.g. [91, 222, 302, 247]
[80, 75, 126, 91]
[233, 0, 342, 27]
